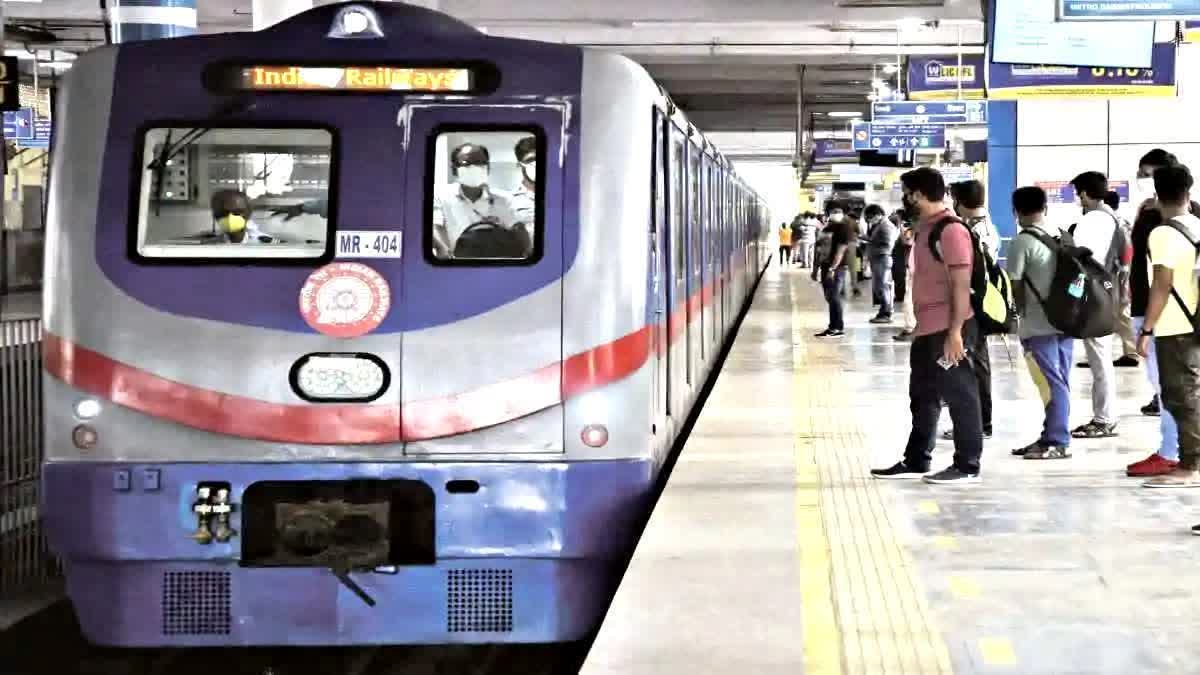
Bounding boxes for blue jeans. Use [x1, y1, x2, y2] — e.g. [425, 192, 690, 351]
[823, 268, 846, 331]
[1135, 317, 1179, 461]
[869, 256, 894, 316]
[1022, 334, 1074, 447]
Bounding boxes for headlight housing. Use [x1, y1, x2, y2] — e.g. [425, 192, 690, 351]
[290, 353, 389, 402]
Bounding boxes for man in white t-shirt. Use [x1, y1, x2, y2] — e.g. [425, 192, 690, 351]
[1067, 171, 1121, 439]
[1138, 164, 1200, 490]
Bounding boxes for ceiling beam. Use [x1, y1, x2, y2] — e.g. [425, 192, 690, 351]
[438, 0, 983, 23]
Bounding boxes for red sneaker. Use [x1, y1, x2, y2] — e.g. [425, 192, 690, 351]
[1127, 454, 1180, 477]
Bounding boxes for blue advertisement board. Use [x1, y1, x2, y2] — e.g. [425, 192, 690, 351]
[872, 100, 988, 125]
[907, 54, 986, 101]
[812, 138, 857, 163]
[988, 42, 1176, 99]
[866, 123, 945, 150]
[3, 107, 53, 148]
[1058, 0, 1200, 19]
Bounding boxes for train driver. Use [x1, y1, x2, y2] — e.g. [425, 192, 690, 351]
[211, 189, 275, 244]
[432, 143, 518, 258]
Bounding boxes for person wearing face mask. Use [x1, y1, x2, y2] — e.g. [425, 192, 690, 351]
[432, 143, 518, 258]
[511, 136, 537, 239]
[211, 190, 273, 245]
[815, 202, 854, 338]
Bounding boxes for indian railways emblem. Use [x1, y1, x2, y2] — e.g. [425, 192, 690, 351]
[299, 262, 391, 338]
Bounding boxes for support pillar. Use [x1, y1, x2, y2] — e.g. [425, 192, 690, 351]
[108, 0, 197, 43]
[252, 0, 314, 31]
[794, 65, 806, 173]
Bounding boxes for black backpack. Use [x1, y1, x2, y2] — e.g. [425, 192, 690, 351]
[1020, 228, 1116, 339]
[1154, 219, 1200, 339]
[929, 216, 1016, 335]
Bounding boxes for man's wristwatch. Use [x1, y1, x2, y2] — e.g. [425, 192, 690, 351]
[1140, 327, 1155, 337]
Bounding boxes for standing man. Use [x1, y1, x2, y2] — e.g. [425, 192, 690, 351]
[892, 213, 916, 342]
[1103, 190, 1140, 368]
[815, 202, 855, 339]
[871, 168, 983, 484]
[1139, 164, 1200, 490]
[1066, 171, 1121, 439]
[865, 204, 898, 324]
[778, 222, 793, 266]
[945, 180, 998, 440]
[1007, 186, 1073, 459]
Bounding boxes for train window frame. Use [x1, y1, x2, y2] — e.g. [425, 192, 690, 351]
[127, 121, 340, 267]
[422, 123, 546, 267]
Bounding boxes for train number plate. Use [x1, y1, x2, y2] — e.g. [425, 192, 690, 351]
[336, 230, 403, 259]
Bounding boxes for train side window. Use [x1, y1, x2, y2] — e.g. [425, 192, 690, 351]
[132, 126, 334, 261]
[425, 128, 542, 264]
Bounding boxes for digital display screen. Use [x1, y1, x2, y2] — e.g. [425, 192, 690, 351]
[991, 0, 1155, 68]
[234, 66, 474, 92]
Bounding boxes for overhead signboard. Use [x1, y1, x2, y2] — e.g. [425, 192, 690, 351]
[907, 54, 986, 101]
[992, 0, 1155, 68]
[867, 122, 945, 151]
[3, 108, 34, 141]
[988, 42, 1176, 99]
[812, 138, 857, 163]
[1058, 0, 1200, 20]
[0, 57, 18, 113]
[872, 100, 988, 125]
[851, 122, 872, 151]
[209, 64, 477, 93]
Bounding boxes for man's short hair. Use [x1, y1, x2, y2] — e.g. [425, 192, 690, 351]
[900, 167, 946, 202]
[1011, 186, 1047, 216]
[864, 204, 885, 220]
[1153, 164, 1194, 204]
[514, 136, 536, 161]
[825, 200, 845, 215]
[451, 143, 490, 166]
[950, 180, 986, 210]
[1139, 148, 1177, 170]
[1103, 190, 1121, 211]
[1070, 171, 1108, 201]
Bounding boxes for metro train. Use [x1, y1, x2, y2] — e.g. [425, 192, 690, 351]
[41, 1, 770, 646]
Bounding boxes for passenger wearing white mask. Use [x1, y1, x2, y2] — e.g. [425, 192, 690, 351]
[432, 143, 517, 258]
[510, 136, 537, 238]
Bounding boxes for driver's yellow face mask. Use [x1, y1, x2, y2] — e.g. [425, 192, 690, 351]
[218, 214, 247, 234]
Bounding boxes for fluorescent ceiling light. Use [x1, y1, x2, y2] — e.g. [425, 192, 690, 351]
[827, 111, 863, 118]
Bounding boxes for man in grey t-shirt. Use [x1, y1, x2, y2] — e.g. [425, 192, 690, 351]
[1006, 186, 1073, 460]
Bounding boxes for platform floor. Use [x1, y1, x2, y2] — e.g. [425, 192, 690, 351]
[584, 264, 1200, 675]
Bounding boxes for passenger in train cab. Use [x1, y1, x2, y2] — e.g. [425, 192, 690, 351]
[1125, 149, 1198, 478]
[815, 201, 855, 339]
[1138, 164, 1200, 491]
[1105, 189, 1141, 369]
[432, 143, 518, 258]
[778, 222, 793, 266]
[1067, 171, 1121, 440]
[510, 136, 537, 239]
[211, 190, 273, 244]
[872, 167, 983, 485]
[865, 204, 897, 324]
[1007, 186, 1073, 460]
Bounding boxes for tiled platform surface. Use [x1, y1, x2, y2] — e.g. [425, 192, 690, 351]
[583, 264, 1199, 675]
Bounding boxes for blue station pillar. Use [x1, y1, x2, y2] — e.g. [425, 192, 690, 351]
[108, 0, 197, 43]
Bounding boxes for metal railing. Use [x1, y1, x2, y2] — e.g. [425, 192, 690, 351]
[1, 317, 59, 625]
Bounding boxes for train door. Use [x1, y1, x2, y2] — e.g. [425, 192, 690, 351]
[666, 124, 687, 414]
[399, 104, 565, 453]
[686, 142, 701, 384]
[706, 157, 719, 351]
[651, 109, 668, 429]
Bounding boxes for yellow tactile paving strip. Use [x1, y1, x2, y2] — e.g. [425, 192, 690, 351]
[791, 274, 955, 675]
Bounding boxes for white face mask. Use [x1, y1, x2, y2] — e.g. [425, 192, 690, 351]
[1137, 177, 1155, 196]
[829, 212, 844, 223]
[522, 161, 536, 184]
[457, 165, 489, 189]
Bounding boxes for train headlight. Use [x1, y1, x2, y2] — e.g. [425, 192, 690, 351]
[292, 354, 389, 402]
[74, 398, 102, 420]
[581, 424, 610, 448]
[328, 5, 385, 39]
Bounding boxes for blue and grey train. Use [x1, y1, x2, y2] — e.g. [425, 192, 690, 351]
[41, 1, 770, 647]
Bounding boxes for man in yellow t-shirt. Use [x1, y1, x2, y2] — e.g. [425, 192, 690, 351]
[1138, 164, 1200, 490]
[778, 223, 792, 267]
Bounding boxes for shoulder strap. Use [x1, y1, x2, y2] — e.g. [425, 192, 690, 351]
[927, 215, 962, 263]
[1157, 219, 1200, 325]
[1014, 228, 1059, 307]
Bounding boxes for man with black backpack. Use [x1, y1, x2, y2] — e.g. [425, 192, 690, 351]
[1137, 165, 1200, 491]
[1067, 171, 1123, 440]
[871, 167, 983, 485]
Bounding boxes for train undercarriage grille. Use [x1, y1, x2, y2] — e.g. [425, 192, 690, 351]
[447, 569, 513, 633]
[161, 570, 232, 636]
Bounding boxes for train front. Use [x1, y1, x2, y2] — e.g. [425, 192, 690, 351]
[41, 3, 653, 647]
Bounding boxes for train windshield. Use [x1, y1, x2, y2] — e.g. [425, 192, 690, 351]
[429, 129, 541, 263]
[133, 126, 334, 260]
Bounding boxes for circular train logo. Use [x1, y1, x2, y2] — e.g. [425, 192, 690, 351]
[299, 263, 391, 338]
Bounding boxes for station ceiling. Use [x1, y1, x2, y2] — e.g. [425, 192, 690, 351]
[4, 0, 985, 136]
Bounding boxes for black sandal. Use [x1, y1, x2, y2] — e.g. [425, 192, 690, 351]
[1071, 421, 1118, 439]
